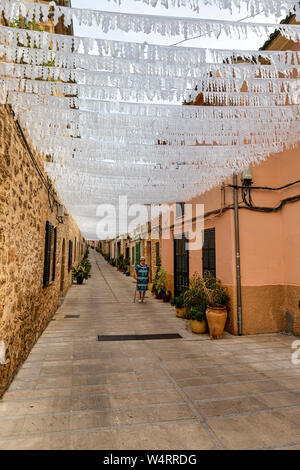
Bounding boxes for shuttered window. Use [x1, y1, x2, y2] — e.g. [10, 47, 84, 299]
[135, 242, 141, 265]
[68, 240, 73, 272]
[43, 221, 53, 287]
[202, 228, 216, 277]
[52, 227, 57, 282]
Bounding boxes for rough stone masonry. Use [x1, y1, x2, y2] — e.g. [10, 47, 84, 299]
[0, 104, 83, 397]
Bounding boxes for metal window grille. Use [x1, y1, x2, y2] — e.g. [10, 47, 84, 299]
[202, 228, 216, 277]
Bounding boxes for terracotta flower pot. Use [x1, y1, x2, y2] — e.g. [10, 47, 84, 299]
[162, 293, 171, 303]
[206, 306, 227, 339]
[155, 293, 162, 299]
[175, 307, 187, 318]
[190, 319, 208, 334]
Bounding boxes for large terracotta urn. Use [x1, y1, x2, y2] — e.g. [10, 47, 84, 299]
[206, 306, 227, 339]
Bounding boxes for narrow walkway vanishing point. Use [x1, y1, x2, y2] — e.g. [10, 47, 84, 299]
[0, 251, 299, 450]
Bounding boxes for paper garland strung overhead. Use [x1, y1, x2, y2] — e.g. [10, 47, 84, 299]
[0, 26, 208, 66]
[2, 60, 300, 92]
[2, 25, 300, 67]
[1, 77, 297, 105]
[44, 160, 258, 177]
[1, 0, 300, 40]
[0, 0, 296, 22]
[1, 2, 299, 237]
[18, 107, 300, 146]
[1, 62, 300, 106]
[2, 50, 299, 85]
[25, 134, 287, 165]
[102, 0, 295, 17]
[18, 106, 300, 131]
[8, 91, 300, 121]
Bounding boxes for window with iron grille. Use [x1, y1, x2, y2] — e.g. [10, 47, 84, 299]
[202, 228, 216, 277]
[174, 234, 189, 296]
[43, 221, 53, 287]
[68, 240, 73, 272]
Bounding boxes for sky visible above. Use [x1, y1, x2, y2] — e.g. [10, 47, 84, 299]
[71, 0, 285, 50]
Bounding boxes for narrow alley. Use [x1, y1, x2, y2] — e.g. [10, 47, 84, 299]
[0, 251, 299, 450]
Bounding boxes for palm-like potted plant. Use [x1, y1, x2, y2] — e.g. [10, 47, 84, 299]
[155, 268, 167, 300]
[171, 294, 186, 317]
[183, 273, 206, 310]
[151, 259, 161, 296]
[201, 272, 230, 339]
[72, 262, 91, 285]
[80, 258, 91, 271]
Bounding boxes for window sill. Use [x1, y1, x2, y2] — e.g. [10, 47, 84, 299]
[43, 281, 54, 288]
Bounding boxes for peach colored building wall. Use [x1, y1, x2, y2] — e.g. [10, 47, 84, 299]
[158, 144, 300, 336]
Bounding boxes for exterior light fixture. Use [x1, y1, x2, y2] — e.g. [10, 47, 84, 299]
[241, 167, 252, 186]
[57, 204, 65, 223]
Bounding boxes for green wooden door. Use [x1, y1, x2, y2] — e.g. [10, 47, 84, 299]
[135, 242, 141, 265]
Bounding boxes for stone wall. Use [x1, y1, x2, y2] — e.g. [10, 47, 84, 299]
[0, 104, 83, 397]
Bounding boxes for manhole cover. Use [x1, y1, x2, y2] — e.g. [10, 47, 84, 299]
[97, 334, 182, 341]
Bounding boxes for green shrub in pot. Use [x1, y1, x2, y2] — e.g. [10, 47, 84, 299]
[170, 294, 185, 309]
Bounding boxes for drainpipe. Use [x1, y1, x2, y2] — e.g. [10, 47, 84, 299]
[233, 174, 243, 336]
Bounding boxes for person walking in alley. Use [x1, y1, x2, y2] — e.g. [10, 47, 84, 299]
[135, 256, 149, 303]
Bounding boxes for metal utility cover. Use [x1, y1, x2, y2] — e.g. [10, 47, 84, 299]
[97, 334, 182, 341]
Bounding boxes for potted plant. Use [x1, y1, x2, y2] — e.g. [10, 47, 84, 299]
[155, 268, 167, 300]
[116, 254, 123, 271]
[185, 302, 208, 334]
[117, 254, 129, 273]
[162, 290, 171, 303]
[72, 262, 91, 285]
[201, 272, 230, 339]
[171, 294, 186, 317]
[83, 246, 89, 259]
[124, 257, 130, 275]
[80, 258, 91, 271]
[151, 260, 161, 296]
[183, 273, 206, 311]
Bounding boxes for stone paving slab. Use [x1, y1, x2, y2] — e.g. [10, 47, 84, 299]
[0, 250, 299, 450]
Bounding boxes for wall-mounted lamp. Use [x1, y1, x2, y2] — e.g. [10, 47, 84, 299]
[241, 167, 252, 186]
[57, 204, 65, 224]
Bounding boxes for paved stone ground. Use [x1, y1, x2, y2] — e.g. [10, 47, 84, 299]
[0, 251, 300, 450]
